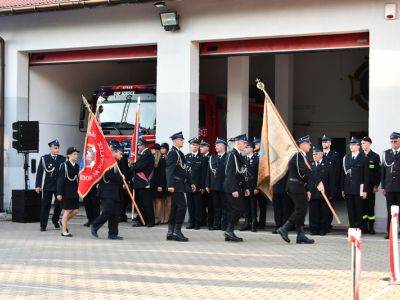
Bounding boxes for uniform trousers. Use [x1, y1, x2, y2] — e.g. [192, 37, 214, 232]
[187, 191, 203, 226]
[91, 198, 120, 236]
[212, 191, 227, 228]
[309, 198, 331, 234]
[169, 192, 188, 226]
[273, 192, 293, 228]
[345, 194, 363, 228]
[287, 191, 308, 226]
[40, 190, 62, 228]
[136, 188, 154, 225]
[226, 192, 246, 226]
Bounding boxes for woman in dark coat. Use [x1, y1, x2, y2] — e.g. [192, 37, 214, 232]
[151, 143, 167, 225]
[57, 147, 80, 237]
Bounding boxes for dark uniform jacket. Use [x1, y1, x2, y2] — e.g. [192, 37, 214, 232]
[131, 148, 155, 189]
[286, 152, 321, 194]
[223, 148, 246, 194]
[307, 159, 335, 199]
[244, 154, 259, 191]
[97, 167, 123, 201]
[186, 152, 203, 191]
[381, 149, 400, 193]
[341, 153, 369, 195]
[364, 150, 381, 190]
[57, 160, 79, 200]
[35, 154, 66, 192]
[205, 152, 227, 192]
[166, 146, 188, 193]
[152, 155, 167, 194]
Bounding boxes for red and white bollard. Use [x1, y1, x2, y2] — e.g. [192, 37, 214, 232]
[389, 205, 400, 284]
[348, 228, 362, 300]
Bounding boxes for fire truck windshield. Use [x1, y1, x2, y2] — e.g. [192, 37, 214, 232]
[99, 92, 156, 135]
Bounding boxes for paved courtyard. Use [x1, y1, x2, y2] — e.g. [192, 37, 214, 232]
[0, 216, 399, 300]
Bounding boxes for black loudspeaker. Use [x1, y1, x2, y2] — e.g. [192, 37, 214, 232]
[12, 121, 39, 153]
[12, 190, 41, 223]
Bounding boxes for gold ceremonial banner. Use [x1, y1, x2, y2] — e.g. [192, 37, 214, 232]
[256, 79, 298, 200]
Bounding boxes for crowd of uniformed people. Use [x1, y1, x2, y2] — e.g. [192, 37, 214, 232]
[35, 130, 400, 243]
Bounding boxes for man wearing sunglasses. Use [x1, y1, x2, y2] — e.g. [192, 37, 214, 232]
[381, 132, 400, 239]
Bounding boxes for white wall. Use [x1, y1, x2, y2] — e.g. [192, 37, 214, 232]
[1, 0, 399, 231]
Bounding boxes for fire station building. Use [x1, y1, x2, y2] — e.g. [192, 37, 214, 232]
[0, 0, 399, 232]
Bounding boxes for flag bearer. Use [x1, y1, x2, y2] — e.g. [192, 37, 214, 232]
[277, 135, 324, 244]
[90, 144, 125, 240]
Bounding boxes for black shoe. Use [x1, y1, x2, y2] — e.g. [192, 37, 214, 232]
[108, 235, 123, 240]
[40, 227, 46, 232]
[54, 222, 60, 229]
[310, 232, 319, 236]
[208, 227, 214, 230]
[251, 219, 257, 232]
[166, 224, 174, 240]
[319, 232, 327, 236]
[90, 225, 98, 238]
[147, 222, 155, 228]
[277, 221, 292, 243]
[61, 233, 73, 237]
[221, 225, 227, 231]
[296, 225, 315, 244]
[119, 215, 128, 223]
[172, 224, 189, 242]
[194, 224, 201, 230]
[224, 224, 243, 242]
[83, 222, 91, 227]
[186, 224, 195, 229]
[272, 229, 278, 234]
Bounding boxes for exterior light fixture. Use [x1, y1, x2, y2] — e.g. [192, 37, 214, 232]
[159, 11, 180, 32]
[154, 1, 167, 9]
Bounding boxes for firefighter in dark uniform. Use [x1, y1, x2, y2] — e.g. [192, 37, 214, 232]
[361, 136, 381, 234]
[277, 135, 324, 244]
[253, 137, 267, 229]
[166, 131, 189, 242]
[35, 139, 65, 232]
[90, 144, 124, 240]
[381, 132, 400, 239]
[307, 146, 335, 236]
[131, 139, 155, 227]
[205, 137, 228, 230]
[321, 134, 340, 229]
[241, 141, 259, 232]
[57, 147, 80, 237]
[200, 140, 213, 229]
[185, 138, 204, 230]
[341, 137, 369, 230]
[223, 134, 250, 242]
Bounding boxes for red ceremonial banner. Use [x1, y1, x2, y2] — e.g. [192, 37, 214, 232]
[78, 116, 117, 198]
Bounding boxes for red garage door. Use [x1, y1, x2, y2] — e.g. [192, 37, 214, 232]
[30, 45, 157, 65]
[200, 32, 369, 56]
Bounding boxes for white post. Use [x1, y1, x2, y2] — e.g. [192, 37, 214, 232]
[389, 205, 400, 283]
[156, 39, 199, 152]
[274, 54, 294, 131]
[227, 56, 249, 140]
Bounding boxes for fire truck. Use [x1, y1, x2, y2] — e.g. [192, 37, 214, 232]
[79, 84, 263, 150]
